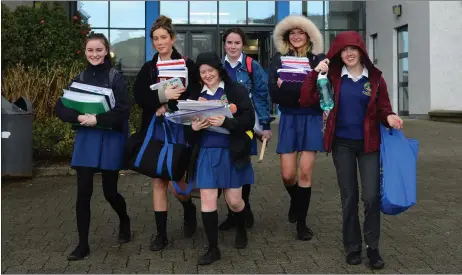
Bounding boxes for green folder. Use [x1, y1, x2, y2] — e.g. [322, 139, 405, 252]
[61, 90, 109, 115]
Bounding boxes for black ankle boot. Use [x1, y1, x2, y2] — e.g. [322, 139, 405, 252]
[67, 244, 90, 261]
[234, 208, 248, 249]
[219, 206, 236, 231]
[346, 251, 362, 265]
[118, 217, 132, 243]
[183, 200, 197, 238]
[149, 233, 168, 251]
[367, 248, 385, 269]
[285, 183, 298, 223]
[198, 246, 221, 265]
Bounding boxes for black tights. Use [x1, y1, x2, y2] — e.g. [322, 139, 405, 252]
[75, 167, 129, 246]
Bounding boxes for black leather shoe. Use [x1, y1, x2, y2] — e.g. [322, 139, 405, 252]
[183, 203, 197, 238]
[198, 247, 221, 265]
[67, 244, 90, 261]
[367, 248, 385, 269]
[218, 214, 236, 231]
[118, 219, 132, 243]
[296, 223, 313, 241]
[149, 233, 168, 251]
[346, 251, 362, 265]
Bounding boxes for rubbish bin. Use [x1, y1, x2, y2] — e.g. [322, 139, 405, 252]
[1, 96, 34, 178]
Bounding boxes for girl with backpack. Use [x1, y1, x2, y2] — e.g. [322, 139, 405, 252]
[268, 15, 325, 241]
[55, 33, 131, 261]
[132, 15, 202, 252]
[218, 27, 274, 231]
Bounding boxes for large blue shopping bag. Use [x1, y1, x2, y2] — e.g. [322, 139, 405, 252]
[380, 124, 419, 215]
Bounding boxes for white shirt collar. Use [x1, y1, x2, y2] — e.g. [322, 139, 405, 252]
[341, 66, 369, 82]
[201, 81, 225, 96]
[225, 53, 243, 68]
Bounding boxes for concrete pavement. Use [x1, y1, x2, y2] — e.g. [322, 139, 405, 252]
[2, 119, 461, 273]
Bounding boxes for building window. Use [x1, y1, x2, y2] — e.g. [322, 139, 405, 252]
[397, 25, 409, 116]
[371, 33, 378, 66]
[190, 1, 218, 24]
[289, 1, 324, 29]
[248, 1, 275, 25]
[78, 1, 146, 72]
[325, 1, 365, 30]
[159, 1, 188, 24]
[219, 1, 246, 24]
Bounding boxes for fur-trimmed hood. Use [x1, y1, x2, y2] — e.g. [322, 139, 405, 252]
[273, 14, 323, 55]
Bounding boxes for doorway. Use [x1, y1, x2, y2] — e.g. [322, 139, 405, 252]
[174, 26, 219, 61]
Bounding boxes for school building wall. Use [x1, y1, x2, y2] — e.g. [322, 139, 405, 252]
[366, 1, 462, 119]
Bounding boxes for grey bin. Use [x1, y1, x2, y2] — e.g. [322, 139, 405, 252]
[1, 96, 34, 178]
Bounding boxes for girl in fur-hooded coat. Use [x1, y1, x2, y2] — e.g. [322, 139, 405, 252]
[268, 14, 326, 241]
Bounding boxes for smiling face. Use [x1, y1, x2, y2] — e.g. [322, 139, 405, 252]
[85, 39, 107, 66]
[224, 32, 244, 60]
[199, 64, 220, 88]
[288, 28, 308, 50]
[341, 46, 361, 67]
[152, 27, 175, 56]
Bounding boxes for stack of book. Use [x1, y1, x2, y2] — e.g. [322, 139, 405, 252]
[165, 100, 233, 134]
[277, 56, 312, 83]
[61, 82, 115, 115]
[150, 59, 189, 92]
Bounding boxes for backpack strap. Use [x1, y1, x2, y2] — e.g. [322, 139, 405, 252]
[108, 67, 118, 88]
[245, 56, 254, 89]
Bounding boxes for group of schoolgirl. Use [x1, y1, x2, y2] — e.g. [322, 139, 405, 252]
[56, 13, 403, 269]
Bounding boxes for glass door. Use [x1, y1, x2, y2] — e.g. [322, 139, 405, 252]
[175, 27, 218, 61]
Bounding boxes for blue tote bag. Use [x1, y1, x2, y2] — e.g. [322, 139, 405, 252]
[380, 124, 419, 215]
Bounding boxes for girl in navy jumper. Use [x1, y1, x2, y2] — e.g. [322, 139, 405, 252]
[268, 15, 325, 241]
[188, 52, 256, 265]
[218, 28, 274, 230]
[132, 15, 201, 252]
[55, 33, 131, 261]
[300, 31, 403, 269]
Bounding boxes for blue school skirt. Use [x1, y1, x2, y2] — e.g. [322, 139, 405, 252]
[276, 112, 324, 154]
[71, 128, 126, 171]
[195, 148, 254, 189]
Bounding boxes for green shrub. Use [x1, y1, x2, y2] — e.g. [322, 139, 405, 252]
[1, 2, 89, 72]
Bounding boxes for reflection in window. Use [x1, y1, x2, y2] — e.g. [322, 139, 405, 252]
[110, 1, 145, 28]
[398, 29, 408, 53]
[175, 33, 186, 55]
[110, 30, 145, 69]
[190, 1, 217, 24]
[159, 1, 188, 24]
[219, 1, 246, 24]
[325, 1, 364, 30]
[248, 1, 275, 25]
[324, 30, 341, 53]
[78, 1, 108, 28]
[289, 1, 324, 29]
[371, 34, 378, 66]
[192, 33, 213, 61]
[92, 29, 109, 40]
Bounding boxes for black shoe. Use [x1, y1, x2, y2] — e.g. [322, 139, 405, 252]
[245, 209, 255, 229]
[288, 200, 297, 223]
[149, 233, 168, 251]
[198, 246, 221, 265]
[218, 214, 236, 231]
[118, 218, 132, 243]
[346, 251, 362, 265]
[296, 223, 313, 241]
[67, 244, 90, 261]
[184, 203, 197, 238]
[367, 248, 385, 269]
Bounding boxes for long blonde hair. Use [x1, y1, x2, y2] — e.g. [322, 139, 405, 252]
[288, 41, 313, 57]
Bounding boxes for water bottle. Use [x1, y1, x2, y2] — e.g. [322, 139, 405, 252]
[317, 72, 334, 111]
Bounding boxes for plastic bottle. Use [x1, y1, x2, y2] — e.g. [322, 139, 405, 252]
[317, 72, 334, 111]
